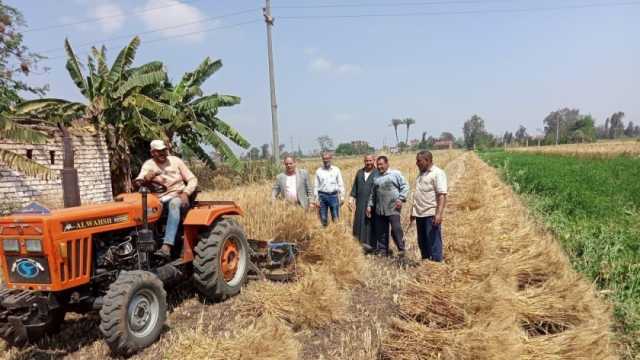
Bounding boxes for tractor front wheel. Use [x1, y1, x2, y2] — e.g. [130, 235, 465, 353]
[99, 270, 167, 356]
[193, 218, 249, 301]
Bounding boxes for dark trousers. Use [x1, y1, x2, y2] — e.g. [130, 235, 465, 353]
[416, 216, 443, 261]
[373, 213, 405, 254]
[318, 192, 340, 226]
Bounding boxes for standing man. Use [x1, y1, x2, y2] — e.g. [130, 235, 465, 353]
[272, 156, 313, 209]
[366, 156, 409, 257]
[135, 140, 198, 259]
[411, 150, 448, 262]
[349, 154, 379, 251]
[314, 152, 345, 226]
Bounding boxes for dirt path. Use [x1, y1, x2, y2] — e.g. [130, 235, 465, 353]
[383, 153, 617, 359]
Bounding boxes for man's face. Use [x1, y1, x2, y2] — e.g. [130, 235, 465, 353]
[151, 149, 168, 163]
[364, 155, 375, 171]
[416, 155, 431, 172]
[322, 153, 332, 168]
[284, 158, 296, 174]
[377, 158, 389, 173]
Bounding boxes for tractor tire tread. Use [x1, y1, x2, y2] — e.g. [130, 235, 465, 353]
[99, 270, 167, 356]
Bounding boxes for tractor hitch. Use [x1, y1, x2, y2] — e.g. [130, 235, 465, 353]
[0, 288, 61, 345]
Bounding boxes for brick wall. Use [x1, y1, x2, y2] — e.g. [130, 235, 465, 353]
[0, 130, 113, 213]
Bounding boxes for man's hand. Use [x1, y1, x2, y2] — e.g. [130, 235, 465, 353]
[434, 214, 443, 225]
[366, 207, 372, 218]
[410, 214, 416, 224]
[178, 192, 190, 208]
[394, 199, 403, 210]
[348, 198, 354, 212]
[144, 170, 161, 182]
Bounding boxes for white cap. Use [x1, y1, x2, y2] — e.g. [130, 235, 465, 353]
[150, 140, 167, 151]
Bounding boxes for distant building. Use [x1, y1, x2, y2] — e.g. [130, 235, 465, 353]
[409, 139, 420, 147]
[433, 140, 454, 150]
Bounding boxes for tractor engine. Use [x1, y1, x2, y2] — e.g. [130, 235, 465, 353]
[94, 230, 140, 271]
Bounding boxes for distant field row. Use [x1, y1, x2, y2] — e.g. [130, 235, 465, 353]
[481, 150, 640, 355]
[509, 139, 640, 157]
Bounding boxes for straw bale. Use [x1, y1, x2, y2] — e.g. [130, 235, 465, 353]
[164, 315, 300, 360]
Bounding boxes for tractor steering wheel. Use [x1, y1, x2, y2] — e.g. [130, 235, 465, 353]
[133, 179, 167, 194]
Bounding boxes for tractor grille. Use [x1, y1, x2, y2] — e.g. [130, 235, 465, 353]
[59, 237, 90, 283]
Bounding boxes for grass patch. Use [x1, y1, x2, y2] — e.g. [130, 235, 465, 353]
[480, 151, 640, 355]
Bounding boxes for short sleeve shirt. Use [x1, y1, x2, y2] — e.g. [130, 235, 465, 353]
[412, 165, 448, 217]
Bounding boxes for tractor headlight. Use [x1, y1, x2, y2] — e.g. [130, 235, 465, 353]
[25, 239, 42, 253]
[2, 239, 20, 252]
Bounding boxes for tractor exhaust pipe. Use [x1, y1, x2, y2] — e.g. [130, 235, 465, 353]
[59, 124, 81, 208]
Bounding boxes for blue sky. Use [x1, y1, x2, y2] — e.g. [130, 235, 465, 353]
[9, 0, 640, 153]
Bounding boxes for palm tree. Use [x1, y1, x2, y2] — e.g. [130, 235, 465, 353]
[390, 118, 403, 146]
[403, 117, 416, 145]
[0, 116, 56, 179]
[15, 37, 249, 194]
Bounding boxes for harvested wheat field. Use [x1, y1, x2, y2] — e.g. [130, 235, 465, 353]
[0, 151, 618, 359]
[510, 140, 640, 158]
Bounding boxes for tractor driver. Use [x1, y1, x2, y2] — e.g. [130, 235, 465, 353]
[134, 140, 198, 259]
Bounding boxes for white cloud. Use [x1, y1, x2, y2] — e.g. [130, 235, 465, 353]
[91, 2, 125, 33]
[137, 0, 208, 43]
[309, 57, 334, 72]
[306, 50, 362, 75]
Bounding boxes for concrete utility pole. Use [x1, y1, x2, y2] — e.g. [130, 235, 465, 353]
[263, 0, 280, 164]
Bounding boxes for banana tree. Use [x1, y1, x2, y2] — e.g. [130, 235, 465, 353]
[156, 57, 249, 170]
[15, 37, 172, 194]
[0, 116, 56, 179]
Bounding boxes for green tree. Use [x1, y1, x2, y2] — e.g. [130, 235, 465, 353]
[463, 114, 489, 150]
[403, 117, 416, 145]
[624, 121, 636, 137]
[0, 117, 55, 179]
[607, 112, 625, 139]
[515, 125, 529, 144]
[0, 2, 48, 113]
[440, 132, 455, 142]
[317, 135, 334, 152]
[15, 37, 248, 194]
[543, 108, 595, 144]
[247, 147, 260, 160]
[335, 143, 354, 155]
[260, 143, 270, 160]
[390, 118, 402, 146]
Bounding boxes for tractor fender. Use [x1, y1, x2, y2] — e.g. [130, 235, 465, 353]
[181, 201, 243, 263]
[182, 201, 243, 227]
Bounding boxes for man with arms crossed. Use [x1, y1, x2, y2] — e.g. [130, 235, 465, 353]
[272, 156, 313, 209]
[366, 156, 409, 257]
[411, 150, 448, 262]
[314, 152, 345, 226]
[135, 140, 197, 259]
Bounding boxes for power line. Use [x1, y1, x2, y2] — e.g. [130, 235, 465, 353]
[25, 0, 205, 33]
[274, 0, 523, 9]
[44, 19, 262, 62]
[38, 8, 261, 55]
[277, 0, 640, 19]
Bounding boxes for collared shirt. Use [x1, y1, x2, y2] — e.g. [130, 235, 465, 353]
[136, 156, 197, 200]
[285, 174, 298, 203]
[368, 169, 409, 216]
[412, 165, 448, 217]
[314, 165, 345, 201]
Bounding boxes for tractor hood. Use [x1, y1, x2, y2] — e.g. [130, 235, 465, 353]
[0, 193, 162, 237]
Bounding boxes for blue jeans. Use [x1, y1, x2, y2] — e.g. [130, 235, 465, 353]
[318, 192, 340, 226]
[416, 216, 443, 261]
[163, 197, 184, 246]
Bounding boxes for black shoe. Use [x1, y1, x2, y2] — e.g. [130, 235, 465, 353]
[154, 248, 171, 261]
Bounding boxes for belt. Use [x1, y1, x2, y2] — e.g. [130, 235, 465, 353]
[318, 191, 338, 195]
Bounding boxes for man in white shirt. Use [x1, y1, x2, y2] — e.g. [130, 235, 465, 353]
[272, 156, 313, 209]
[410, 150, 448, 262]
[314, 152, 345, 226]
[134, 140, 198, 259]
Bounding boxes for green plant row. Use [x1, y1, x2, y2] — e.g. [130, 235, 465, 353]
[480, 151, 640, 354]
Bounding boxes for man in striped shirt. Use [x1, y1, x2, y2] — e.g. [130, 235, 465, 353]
[313, 152, 345, 226]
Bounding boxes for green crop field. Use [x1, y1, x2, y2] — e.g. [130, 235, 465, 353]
[481, 151, 640, 354]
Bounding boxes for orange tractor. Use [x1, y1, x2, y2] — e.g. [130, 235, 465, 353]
[0, 133, 296, 355]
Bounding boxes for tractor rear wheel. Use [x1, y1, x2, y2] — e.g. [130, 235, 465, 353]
[193, 218, 249, 301]
[99, 270, 167, 356]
